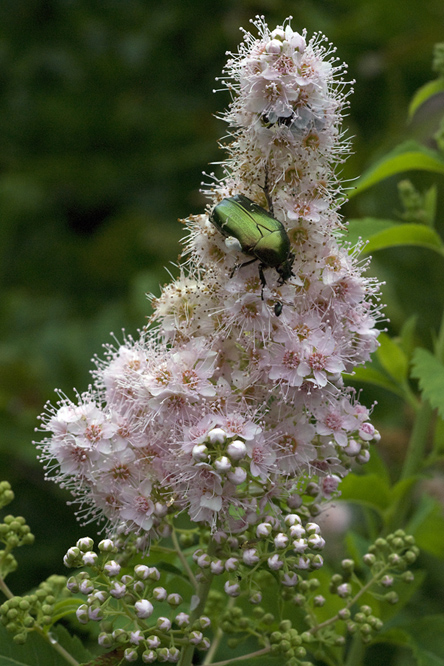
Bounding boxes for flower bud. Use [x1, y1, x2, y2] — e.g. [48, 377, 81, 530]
[267, 554, 284, 570]
[224, 581, 240, 597]
[157, 616, 172, 631]
[76, 537, 94, 552]
[242, 548, 260, 566]
[207, 428, 227, 444]
[227, 467, 247, 485]
[124, 648, 138, 662]
[214, 456, 231, 473]
[135, 599, 154, 619]
[210, 559, 225, 574]
[192, 444, 209, 462]
[274, 533, 289, 549]
[153, 587, 167, 601]
[167, 593, 182, 607]
[281, 573, 298, 587]
[175, 612, 190, 627]
[98, 539, 115, 552]
[75, 604, 89, 624]
[104, 560, 121, 576]
[82, 551, 98, 566]
[227, 440, 247, 460]
[256, 522, 272, 538]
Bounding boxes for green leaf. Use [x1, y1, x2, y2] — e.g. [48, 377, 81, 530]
[339, 473, 391, 512]
[424, 184, 438, 226]
[411, 348, 444, 419]
[407, 495, 444, 557]
[0, 623, 91, 666]
[362, 447, 391, 484]
[348, 141, 444, 198]
[408, 78, 444, 119]
[405, 615, 444, 666]
[365, 224, 443, 254]
[400, 315, 418, 358]
[376, 332, 409, 383]
[346, 366, 405, 398]
[346, 218, 399, 246]
[377, 616, 444, 665]
[347, 219, 443, 254]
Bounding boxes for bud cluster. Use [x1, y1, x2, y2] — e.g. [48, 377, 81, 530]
[0, 511, 35, 580]
[0, 481, 14, 510]
[193, 513, 326, 603]
[0, 575, 68, 644]
[63, 538, 211, 662]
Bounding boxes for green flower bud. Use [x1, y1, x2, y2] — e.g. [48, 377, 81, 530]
[280, 620, 292, 632]
[402, 571, 414, 583]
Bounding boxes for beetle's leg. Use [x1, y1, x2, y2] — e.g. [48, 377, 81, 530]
[258, 263, 267, 300]
[230, 257, 258, 278]
[263, 166, 274, 216]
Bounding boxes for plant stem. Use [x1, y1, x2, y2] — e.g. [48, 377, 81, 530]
[400, 399, 433, 481]
[203, 597, 235, 665]
[177, 540, 216, 666]
[344, 634, 365, 666]
[209, 647, 271, 666]
[0, 576, 14, 599]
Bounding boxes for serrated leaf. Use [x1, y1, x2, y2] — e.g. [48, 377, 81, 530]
[51, 624, 92, 663]
[0, 623, 86, 666]
[346, 366, 405, 398]
[376, 332, 409, 383]
[408, 78, 444, 119]
[411, 348, 444, 419]
[348, 141, 444, 198]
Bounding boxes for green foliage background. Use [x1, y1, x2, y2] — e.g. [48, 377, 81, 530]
[1, 0, 443, 639]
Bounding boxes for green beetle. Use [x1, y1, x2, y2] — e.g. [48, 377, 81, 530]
[210, 194, 294, 303]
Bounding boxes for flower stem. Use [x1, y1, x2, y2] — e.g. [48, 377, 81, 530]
[172, 528, 197, 587]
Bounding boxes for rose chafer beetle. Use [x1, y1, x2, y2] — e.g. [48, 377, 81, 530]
[210, 194, 294, 308]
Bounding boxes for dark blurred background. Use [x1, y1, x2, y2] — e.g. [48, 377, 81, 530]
[1, 0, 443, 592]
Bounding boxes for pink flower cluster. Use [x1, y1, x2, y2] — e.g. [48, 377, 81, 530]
[36, 18, 382, 539]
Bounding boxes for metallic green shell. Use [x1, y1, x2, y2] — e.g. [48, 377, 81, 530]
[210, 194, 292, 277]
